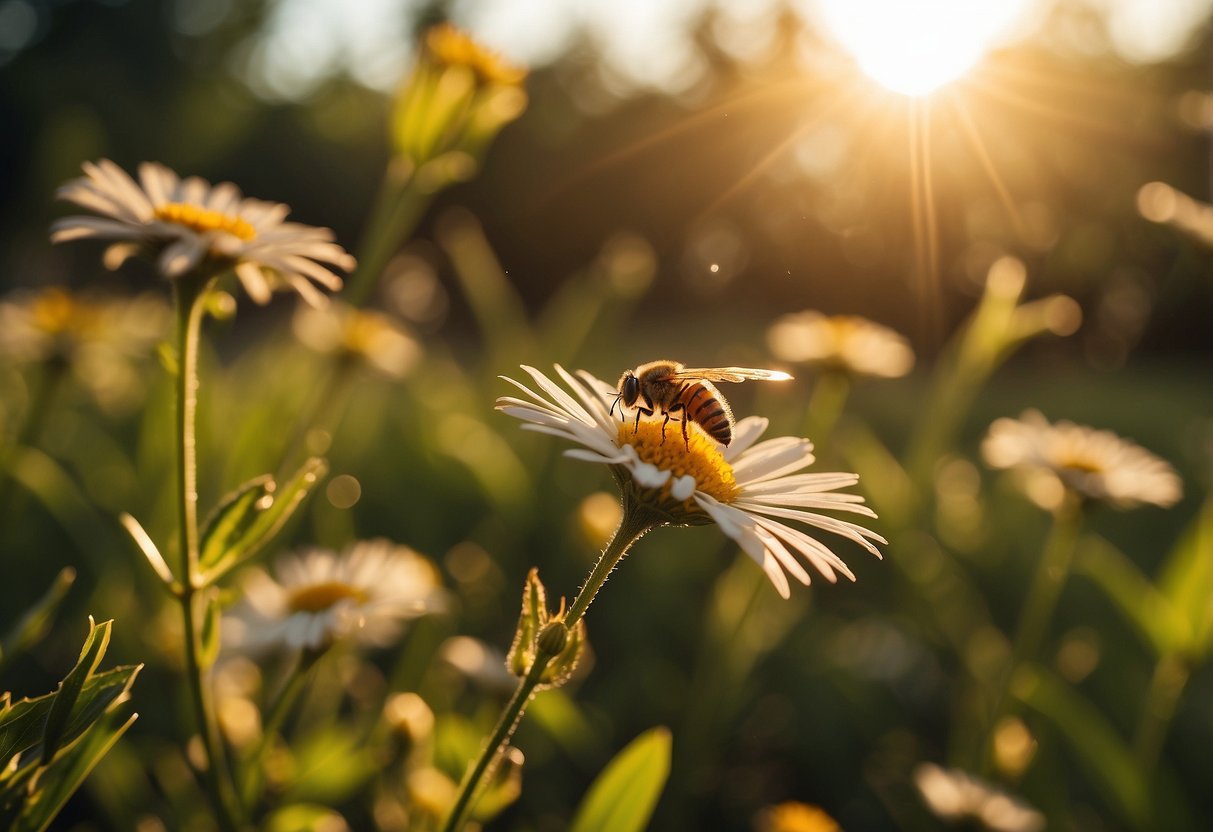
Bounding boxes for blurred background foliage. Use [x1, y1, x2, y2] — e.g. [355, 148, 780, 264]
[1, 0, 1212, 829]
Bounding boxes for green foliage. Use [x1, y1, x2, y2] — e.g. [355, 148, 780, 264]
[0, 568, 74, 677]
[199, 457, 328, 585]
[0, 618, 139, 832]
[569, 727, 672, 832]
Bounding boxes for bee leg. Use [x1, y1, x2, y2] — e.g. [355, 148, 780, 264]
[681, 414, 690, 449]
[660, 410, 672, 444]
[633, 406, 653, 434]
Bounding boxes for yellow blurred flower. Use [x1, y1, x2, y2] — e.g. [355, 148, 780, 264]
[0, 286, 171, 413]
[767, 311, 914, 379]
[292, 300, 422, 379]
[425, 23, 526, 87]
[756, 801, 841, 832]
[392, 24, 527, 170]
[982, 410, 1182, 510]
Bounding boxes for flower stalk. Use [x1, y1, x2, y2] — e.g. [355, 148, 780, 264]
[172, 276, 244, 831]
[440, 501, 660, 832]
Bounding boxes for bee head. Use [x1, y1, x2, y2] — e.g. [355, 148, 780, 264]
[617, 370, 640, 406]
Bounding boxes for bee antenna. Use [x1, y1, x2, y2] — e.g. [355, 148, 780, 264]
[609, 393, 623, 420]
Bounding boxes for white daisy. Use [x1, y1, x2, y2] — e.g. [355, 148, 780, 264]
[914, 763, 1045, 832]
[224, 539, 443, 653]
[0, 286, 171, 414]
[982, 410, 1182, 510]
[51, 159, 355, 307]
[766, 311, 914, 379]
[495, 365, 885, 599]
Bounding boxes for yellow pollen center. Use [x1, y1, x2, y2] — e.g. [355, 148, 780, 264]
[154, 202, 256, 241]
[1056, 453, 1105, 475]
[287, 581, 367, 613]
[619, 419, 739, 503]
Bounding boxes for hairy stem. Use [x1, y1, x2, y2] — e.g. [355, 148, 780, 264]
[173, 278, 243, 831]
[440, 503, 659, 832]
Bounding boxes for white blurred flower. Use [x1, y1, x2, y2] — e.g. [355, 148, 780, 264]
[496, 365, 884, 599]
[767, 311, 914, 378]
[982, 410, 1181, 510]
[225, 539, 443, 653]
[0, 286, 170, 413]
[52, 159, 354, 307]
[914, 763, 1045, 832]
[292, 301, 421, 378]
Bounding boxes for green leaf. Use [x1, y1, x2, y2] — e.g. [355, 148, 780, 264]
[40, 618, 110, 765]
[118, 513, 175, 590]
[1013, 664, 1148, 829]
[569, 727, 672, 832]
[1075, 536, 1185, 656]
[0, 647, 139, 774]
[0, 568, 75, 675]
[199, 457, 328, 584]
[199, 474, 275, 570]
[264, 803, 349, 832]
[9, 709, 138, 832]
[199, 593, 222, 669]
[1157, 499, 1213, 660]
[283, 725, 378, 805]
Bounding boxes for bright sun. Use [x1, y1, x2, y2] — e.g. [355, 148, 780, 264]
[815, 0, 1033, 96]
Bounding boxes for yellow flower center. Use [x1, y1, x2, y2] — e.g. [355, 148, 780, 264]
[618, 419, 739, 504]
[30, 288, 80, 335]
[154, 202, 256, 241]
[1056, 452, 1106, 475]
[287, 581, 367, 613]
[425, 23, 526, 86]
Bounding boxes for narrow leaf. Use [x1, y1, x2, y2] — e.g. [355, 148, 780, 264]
[569, 727, 672, 832]
[1014, 664, 1148, 828]
[41, 619, 110, 765]
[1157, 499, 1213, 659]
[199, 594, 221, 669]
[199, 474, 275, 571]
[118, 513, 175, 589]
[12, 710, 138, 832]
[1075, 536, 1184, 656]
[200, 458, 328, 584]
[0, 568, 75, 674]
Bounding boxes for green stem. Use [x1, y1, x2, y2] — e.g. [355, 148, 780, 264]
[173, 278, 244, 831]
[980, 498, 1083, 771]
[241, 650, 319, 810]
[1010, 499, 1083, 670]
[803, 371, 850, 448]
[1133, 652, 1190, 770]
[439, 503, 660, 832]
[344, 162, 425, 307]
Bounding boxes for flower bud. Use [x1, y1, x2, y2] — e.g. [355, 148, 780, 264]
[537, 620, 568, 656]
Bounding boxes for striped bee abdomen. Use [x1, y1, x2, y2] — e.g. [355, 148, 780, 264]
[680, 382, 735, 445]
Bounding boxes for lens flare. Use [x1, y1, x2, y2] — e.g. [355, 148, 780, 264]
[814, 0, 1033, 96]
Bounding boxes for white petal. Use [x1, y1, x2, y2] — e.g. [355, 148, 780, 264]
[731, 437, 815, 485]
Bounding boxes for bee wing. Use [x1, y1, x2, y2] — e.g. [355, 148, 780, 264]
[667, 366, 793, 383]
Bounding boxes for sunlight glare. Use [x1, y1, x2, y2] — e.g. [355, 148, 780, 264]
[814, 0, 1032, 96]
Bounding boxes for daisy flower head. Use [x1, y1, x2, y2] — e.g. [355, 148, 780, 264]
[982, 410, 1182, 511]
[293, 300, 422, 379]
[392, 25, 527, 169]
[496, 365, 885, 599]
[767, 311, 914, 379]
[0, 286, 171, 413]
[914, 763, 1045, 832]
[224, 539, 444, 653]
[51, 159, 355, 308]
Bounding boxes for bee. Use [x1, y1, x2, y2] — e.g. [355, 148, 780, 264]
[611, 360, 792, 447]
